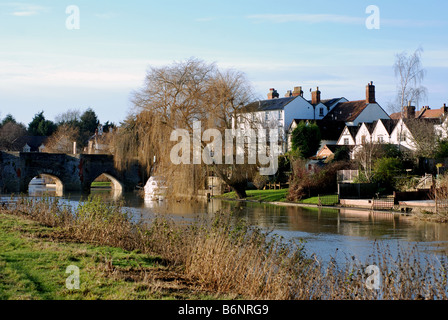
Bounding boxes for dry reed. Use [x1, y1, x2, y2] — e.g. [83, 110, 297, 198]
[2, 196, 448, 300]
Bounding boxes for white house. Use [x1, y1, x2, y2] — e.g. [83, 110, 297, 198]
[354, 122, 375, 146]
[435, 114, 448, 140]
[236, 82, 390, 157]
[389, 119, 416, 152]
[370, 119, 398, 144]
[337, 126, 359, 147]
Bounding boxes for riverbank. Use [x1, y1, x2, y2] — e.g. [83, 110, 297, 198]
[2, 196, 448, 300]
[215, 189, 448, 222]
[0, 213, 223, 300]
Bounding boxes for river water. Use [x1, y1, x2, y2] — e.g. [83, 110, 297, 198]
[3, 184, 448, 265]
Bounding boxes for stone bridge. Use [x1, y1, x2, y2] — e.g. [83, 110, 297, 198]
[0, 152, 141, 195]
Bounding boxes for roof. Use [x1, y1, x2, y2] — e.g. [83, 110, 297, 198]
[241, 97, 296, 113]
[323, 100, 368, 122]
[360, 122, 375, 134]
[377, 119, 399, 135]
[390, 106, 447, 120]
[346, 125, 360, 138]
[321, 98, 344, 108]
[418, 107, 445, 119]
[13, 136, 48, 152]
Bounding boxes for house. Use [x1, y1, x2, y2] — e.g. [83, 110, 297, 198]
[236, 86, 347, 153]
[435, 115, 448, 140]
[323, 82, 390, 126]
[388, 117, 441, 154]
[12, 136, 47, 153]
[237, 82, 389, 155]
[370, 119, 398, 144]
[337, 125, 359, 147]
[315, 144, 352, 161]
[390, 103, 448, 120]
[354, 122, 375, 146]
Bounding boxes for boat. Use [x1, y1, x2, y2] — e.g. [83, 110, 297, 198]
[144, 176, 167, 201]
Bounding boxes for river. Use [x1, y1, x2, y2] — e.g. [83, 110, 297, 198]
[3, 183, 448, 266]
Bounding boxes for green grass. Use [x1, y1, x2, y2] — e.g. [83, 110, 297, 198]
[215, 189, 288, 202]
[91, 181, 112, 188]
[216, 189, 339, 206]
[0, 213, 217, 300]
[297, 195, 340, 206]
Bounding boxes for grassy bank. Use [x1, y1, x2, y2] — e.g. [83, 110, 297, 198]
[215, 189, 339, 206]
[0, 213, 218, 300]
[91, 181, 112, 188]
[2, 196, 448, 300]
[215, 189, 289, 202]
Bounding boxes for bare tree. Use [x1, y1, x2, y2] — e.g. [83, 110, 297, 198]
[114, 58, 259, 199]
[393, 47, 427, 152]
[405, 118, 438, 159]
[353, 143, 383, 182]
[45, 124, 80, 153]
[0, 122, 27, 151]
[394, 47, 427, 114]
[55, 109, 81, 126]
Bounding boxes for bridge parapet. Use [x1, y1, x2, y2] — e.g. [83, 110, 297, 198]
[0, 151, 140, 194]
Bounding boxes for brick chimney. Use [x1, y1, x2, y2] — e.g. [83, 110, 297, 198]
[311, 87, 321, 105]
[366, 81, 375, 104]
[292, 86, 303, 97]
[404, 101, 416, 119]
[285, 90, 293, 97]
[443, 103, 447, 114]
[267, 88, 279, 100]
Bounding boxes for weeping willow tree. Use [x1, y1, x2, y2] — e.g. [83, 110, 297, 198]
[112, 57, 267, 199]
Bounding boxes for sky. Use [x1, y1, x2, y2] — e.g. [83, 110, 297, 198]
[0, 0, 447, 126]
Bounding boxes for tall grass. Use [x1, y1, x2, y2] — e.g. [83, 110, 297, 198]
[3, 196, 448, 300]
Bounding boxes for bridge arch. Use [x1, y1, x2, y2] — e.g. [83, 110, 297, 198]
[87, 172, 124, 199]
[25, 173, 64, 197]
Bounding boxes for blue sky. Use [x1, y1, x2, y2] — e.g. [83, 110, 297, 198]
[1, 0, 447, 126]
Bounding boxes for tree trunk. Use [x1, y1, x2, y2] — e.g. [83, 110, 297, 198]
[231, 182, 247, 199]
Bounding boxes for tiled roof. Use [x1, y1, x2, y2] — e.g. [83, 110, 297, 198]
[323, 100, 368, 122]
[378, 119, 399, 134]
[418, 108, 445, 119]
[390, 106, 447, 120]
[346, 126, 360, 138]
[241, 97, 296, 113]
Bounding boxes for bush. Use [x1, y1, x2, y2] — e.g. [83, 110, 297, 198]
[288, 160, 350, 201]
[372, 157, 403, 193]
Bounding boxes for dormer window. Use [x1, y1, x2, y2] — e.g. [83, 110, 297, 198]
[319, 108, 324, 116]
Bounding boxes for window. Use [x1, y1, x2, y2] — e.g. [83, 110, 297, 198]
[319, 108, 324, 116]
[378, 136, 384, 143]
[361, 135, 366, 144]
[265, 112, 269, 122]
[400, 134, 407, 142]
[278, 110, 282, 120]
[344, 138, 349, 145]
